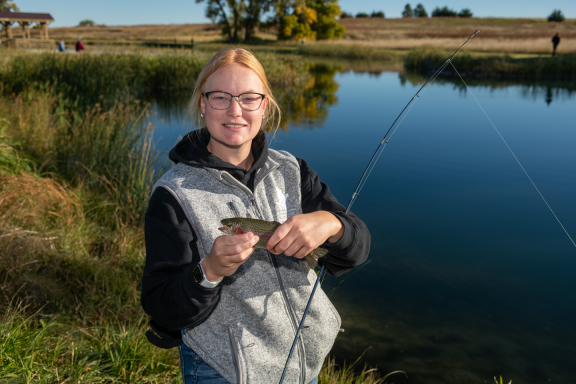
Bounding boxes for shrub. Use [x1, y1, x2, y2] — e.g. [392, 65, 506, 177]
[355, 12, 369, 18]
[458, 8, 473, 18]
[432, 6, 457, 17]
[414, 3, 428, 17]
[370, 10, 385, 18]
[78, 19, 95, 27]
[548, 9, 565, 22]
[340, 11, 353, 18]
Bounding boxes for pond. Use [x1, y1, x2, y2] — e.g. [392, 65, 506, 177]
[150, 63, 576, 384]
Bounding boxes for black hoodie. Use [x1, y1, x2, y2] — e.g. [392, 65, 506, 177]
[141, 129, 371, 347]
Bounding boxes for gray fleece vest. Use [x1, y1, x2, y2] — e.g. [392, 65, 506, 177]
[153, 149, 341, 384]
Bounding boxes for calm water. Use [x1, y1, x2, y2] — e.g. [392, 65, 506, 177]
[150, 66, 576, 384]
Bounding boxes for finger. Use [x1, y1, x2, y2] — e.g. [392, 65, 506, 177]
[293, 245, 314, 259]
[219, 232, 254, 246]
[283, 238, 308, 258]
[222, 235, 259, 256]
[266, 221, 294, 252]
[223, 239, 258, 264]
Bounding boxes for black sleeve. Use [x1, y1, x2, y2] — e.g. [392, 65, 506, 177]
[141, 187, 222, 332]
[297, 158, 371, 277]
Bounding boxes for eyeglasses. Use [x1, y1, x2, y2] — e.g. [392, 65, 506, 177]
[203, 91, 266, 111]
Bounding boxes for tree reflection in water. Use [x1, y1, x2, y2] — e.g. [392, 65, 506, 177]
[274, 63, 342, 131]
[400, 72, 576, 106]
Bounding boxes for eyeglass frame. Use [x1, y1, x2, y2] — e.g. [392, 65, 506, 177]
[202, 91, 267, 111]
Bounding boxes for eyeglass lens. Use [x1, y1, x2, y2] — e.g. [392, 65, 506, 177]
[207, 92, 263, 111]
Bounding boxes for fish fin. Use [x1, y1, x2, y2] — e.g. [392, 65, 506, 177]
[273, 221, 281, 226]
[305, 255, 318, 270]
[312, 247, 329, 259]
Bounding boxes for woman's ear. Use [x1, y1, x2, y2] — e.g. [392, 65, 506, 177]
[200, 96, 206, 115]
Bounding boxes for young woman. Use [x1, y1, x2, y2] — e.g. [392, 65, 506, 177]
[141, 48, 371, 384]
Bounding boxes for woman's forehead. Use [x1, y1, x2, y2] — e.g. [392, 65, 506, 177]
[205, 64, 264, 93]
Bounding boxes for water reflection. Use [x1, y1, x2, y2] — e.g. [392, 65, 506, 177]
[400, 72, 576, 106]
[276, 63, 341, 130]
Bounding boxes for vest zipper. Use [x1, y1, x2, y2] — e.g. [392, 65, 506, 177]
[221, 171, 307, 383]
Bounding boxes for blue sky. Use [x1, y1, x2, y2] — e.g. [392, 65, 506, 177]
[16, 0, 576, 27]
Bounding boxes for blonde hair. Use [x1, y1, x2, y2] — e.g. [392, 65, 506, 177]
[189, 48, 281, 134]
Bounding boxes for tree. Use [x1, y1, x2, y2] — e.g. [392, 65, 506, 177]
[0, 0, 19, 12]
[432, 6, 457, 17]
[78, 19, 96, 27]
[402, 4, 413, 18]
[370, 10, 385, 18]
[355, 12, 368, 18]
[274, 0, 344, 41]
[548, 9, 565, 22]
[458, 8, 472, 18]
[414, 3, 428, 17]
[197, 0, 273, 42]
[340, 11, 352, 18]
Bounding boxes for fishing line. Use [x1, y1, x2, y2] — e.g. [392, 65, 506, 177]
[279, 31, 481, 384]
[449, 61, 576, 249]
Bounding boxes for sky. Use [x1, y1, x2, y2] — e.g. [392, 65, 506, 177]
[15, 0, 576, 27]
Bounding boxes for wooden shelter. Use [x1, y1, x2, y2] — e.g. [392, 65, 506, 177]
[0, 12, 54, 49]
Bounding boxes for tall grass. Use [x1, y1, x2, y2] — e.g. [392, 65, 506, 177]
[405, 45, 576, 80]
[0, 51, 310, 109]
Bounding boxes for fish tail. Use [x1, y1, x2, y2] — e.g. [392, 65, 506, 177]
[304, 247, 329, 270]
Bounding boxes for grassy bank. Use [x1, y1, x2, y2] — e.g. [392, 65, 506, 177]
[405, 46, 576, 80]
[0, 52, 391, 382]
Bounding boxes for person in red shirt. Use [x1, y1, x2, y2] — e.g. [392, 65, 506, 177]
[75, 36, 85, 52]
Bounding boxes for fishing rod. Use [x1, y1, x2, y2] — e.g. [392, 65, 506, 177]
[278, 30, 481, 384]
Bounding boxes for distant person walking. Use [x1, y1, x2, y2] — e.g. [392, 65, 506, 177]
[552, 33, 560, 56]
[58, 40, 66, 52]
[75, 36, 85, 52]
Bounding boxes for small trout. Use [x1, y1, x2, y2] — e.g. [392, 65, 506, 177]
[219, 217, 329, 269]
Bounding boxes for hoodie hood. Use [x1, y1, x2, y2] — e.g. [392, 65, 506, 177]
[168, 128, 269, 190]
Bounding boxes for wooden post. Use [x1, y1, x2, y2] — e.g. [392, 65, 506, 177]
[22, 21, 30, 39]
[4, 22, 13, 39]
[40, 22, 48, 39]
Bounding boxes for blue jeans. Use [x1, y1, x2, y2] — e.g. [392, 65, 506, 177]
[179, 342, 318, 384]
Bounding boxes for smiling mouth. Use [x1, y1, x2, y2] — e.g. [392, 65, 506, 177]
[224, 124, 245, 128]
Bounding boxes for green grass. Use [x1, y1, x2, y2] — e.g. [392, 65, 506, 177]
[0, 51, 310, 109]
[405, 45, 576, 80]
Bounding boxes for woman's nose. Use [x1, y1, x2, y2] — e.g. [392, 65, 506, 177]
[227, 97, 243, 116]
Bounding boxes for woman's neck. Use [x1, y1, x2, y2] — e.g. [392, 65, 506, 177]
[207, 138, 254, 171]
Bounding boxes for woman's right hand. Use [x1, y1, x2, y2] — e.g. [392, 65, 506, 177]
[201, 232, 260, 282]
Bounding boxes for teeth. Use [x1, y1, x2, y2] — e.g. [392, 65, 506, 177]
[225, 124, 244, 128]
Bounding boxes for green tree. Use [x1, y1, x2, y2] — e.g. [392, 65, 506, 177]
[432, 6, 457, 17]
[0, 0, 19, 12]
[78, 19, 96, 26]
[355, 12, 368, 18]
[275, 0, 344, 40]
[414, 3, 427, 17]
[548, 9, 565, 22]
[402, 4, 413, 18]
[340, 11, 352, 18]
[458, 8, 472, 17]
[370, 10, 385, 18]
[197, 0, 273, 42]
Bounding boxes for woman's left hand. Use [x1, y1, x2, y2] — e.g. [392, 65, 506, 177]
[266, 211, 344, 259]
